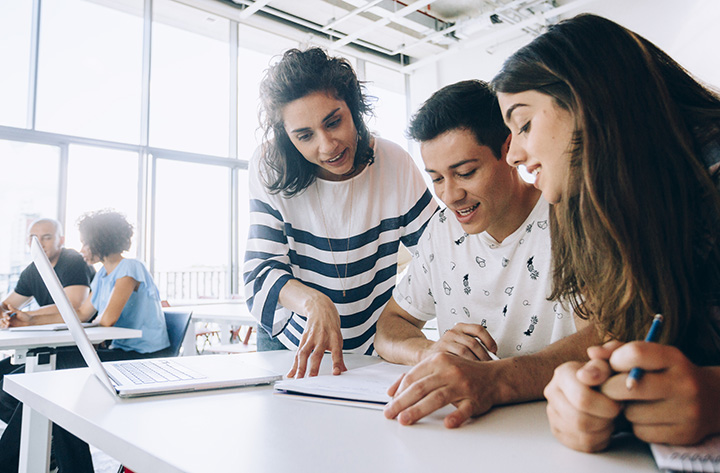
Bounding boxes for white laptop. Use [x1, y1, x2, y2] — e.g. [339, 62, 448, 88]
[30, 235, 282, 398]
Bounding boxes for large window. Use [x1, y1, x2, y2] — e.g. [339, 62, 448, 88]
[0, 3, 33, 128]
[365, 62, 409, 149]
[64, 145, 140, 255]
[0, 140, 60, 295]
[35, 0, 144, 143]
[153, 159, 230, 301]
[150, 0, 230, 157]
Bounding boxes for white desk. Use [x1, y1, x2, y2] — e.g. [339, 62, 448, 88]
[5, 352, 658, 473]
[0, 327, 142, 369]
[0, 326, 142, 473]
[169, 303, 256, 355]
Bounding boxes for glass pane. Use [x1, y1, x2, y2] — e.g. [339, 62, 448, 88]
[35, 0, 144, 143]
[237, 168, 250, 275]
[154, 159, 230, 301]
[365, 62, 408, 149]
[150, 0, 230, 157]
[0, 140, 60, 298]
[237, 46, 270, 161]
[64, 145, 139, 256]
[0, 2, 33, 128]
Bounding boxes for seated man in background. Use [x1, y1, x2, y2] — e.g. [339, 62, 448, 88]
[0, 217, 94, 422]
[1, 217, 94, 325]
[374, 80, 595, 428]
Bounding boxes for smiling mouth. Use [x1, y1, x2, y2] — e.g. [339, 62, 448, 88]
[456, 203, 479, 216]
[326, 150, 346, 164]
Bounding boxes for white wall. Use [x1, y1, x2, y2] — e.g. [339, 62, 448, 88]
[408, 0, 720, 113]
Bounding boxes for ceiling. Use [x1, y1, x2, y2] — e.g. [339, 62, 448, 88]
[219, 0, 597, 68]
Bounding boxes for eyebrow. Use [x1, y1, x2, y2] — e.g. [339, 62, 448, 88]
[504, 103, 528, 123]
[289, 107, 341, 134]
[425, 158, 478, 174]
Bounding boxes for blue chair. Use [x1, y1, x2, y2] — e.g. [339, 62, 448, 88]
[154, 310, 193, 357]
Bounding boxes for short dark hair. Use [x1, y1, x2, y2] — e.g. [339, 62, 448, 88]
[259, 47, 375, 197]
[77, 210, 133, 259]
[408, 80, 509, 160]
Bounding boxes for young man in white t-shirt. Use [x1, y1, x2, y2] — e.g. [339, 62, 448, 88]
[375, 80, 598, 428]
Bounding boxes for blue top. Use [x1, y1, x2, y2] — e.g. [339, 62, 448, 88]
[91, 258, 169, 353]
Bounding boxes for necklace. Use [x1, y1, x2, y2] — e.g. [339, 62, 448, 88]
[315, 178, 354, 298]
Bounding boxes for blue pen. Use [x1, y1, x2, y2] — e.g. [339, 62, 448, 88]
[626, 313, 663, 390]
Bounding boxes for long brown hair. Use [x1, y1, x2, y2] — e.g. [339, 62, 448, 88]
[492, 14, 720, 364]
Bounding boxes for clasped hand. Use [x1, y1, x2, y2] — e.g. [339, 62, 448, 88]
[544, 340, 720, 452]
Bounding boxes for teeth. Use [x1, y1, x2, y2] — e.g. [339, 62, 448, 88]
[457, 203, 479, 216]
[531, 168, 539, 177]
[328, 151, 343, 163]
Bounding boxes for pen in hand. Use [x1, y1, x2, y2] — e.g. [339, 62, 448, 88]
[625, 313, 663, 390]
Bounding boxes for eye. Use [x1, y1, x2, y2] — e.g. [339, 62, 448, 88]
[458, 169, 476, 179]
[518, 121, 531, 135]
[296, 133, 312, 142]
[327, 118, 341, 129]
[431, 176, 444, 184]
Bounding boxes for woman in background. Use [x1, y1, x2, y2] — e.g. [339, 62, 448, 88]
[492, 13, 720, 452]
[244, 47, 437, 378]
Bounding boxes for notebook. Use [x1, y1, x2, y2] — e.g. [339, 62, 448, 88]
[274, 362, 410, 409]
[651, 435, 720, 472]
[30, 235, 282, 398]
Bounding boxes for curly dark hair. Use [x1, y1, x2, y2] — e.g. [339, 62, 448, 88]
[77, 210, 133, 260]
[258, 47, 375, 196]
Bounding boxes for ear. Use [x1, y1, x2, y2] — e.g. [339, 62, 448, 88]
[501, 134, 512, 159]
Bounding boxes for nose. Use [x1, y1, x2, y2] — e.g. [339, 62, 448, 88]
[442, 178, 465, 205]
[505, 135, 527, 168]
[317, 130, 337, 154]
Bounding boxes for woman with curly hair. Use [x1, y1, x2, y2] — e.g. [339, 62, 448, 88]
[244, 47, 437, 377]
[75, 209, 169, 355]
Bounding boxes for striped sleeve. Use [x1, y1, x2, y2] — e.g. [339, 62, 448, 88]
[397, 152, 438, 249]
[243, 157, 294, 336]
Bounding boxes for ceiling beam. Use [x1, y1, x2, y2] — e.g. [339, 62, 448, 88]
[238, 0, 273, 19]
[401, 0, 598, 73]
[330, 0, 440, 49]
[322, 0, 385, 32]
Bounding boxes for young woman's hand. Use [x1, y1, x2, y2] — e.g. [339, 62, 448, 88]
[544, 342, 623, 452]
[600, 342, 720, 446]
[287, 291, 347, 378]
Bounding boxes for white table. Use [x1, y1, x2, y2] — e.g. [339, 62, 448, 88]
[0, 327, 142, 369]
[169, 303, 256, 355]
[0, 326, 142, 473]
[5, 352, 659, 473]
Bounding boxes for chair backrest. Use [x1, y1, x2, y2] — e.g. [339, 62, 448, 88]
[155, 310, 193, 357]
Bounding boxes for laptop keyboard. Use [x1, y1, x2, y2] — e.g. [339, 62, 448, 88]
[113, 359, 206, 385]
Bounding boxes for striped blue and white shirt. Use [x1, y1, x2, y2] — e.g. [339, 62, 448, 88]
[244, 137, 437, 355]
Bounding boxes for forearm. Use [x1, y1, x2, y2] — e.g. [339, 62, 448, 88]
[278, 279, 331, 318]
[492, 325, 598, 405]
[375, 312, 432, 366]
[24, 312, 65, 325]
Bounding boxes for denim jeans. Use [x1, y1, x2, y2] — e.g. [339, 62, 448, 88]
[256, 327, 288, 352]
